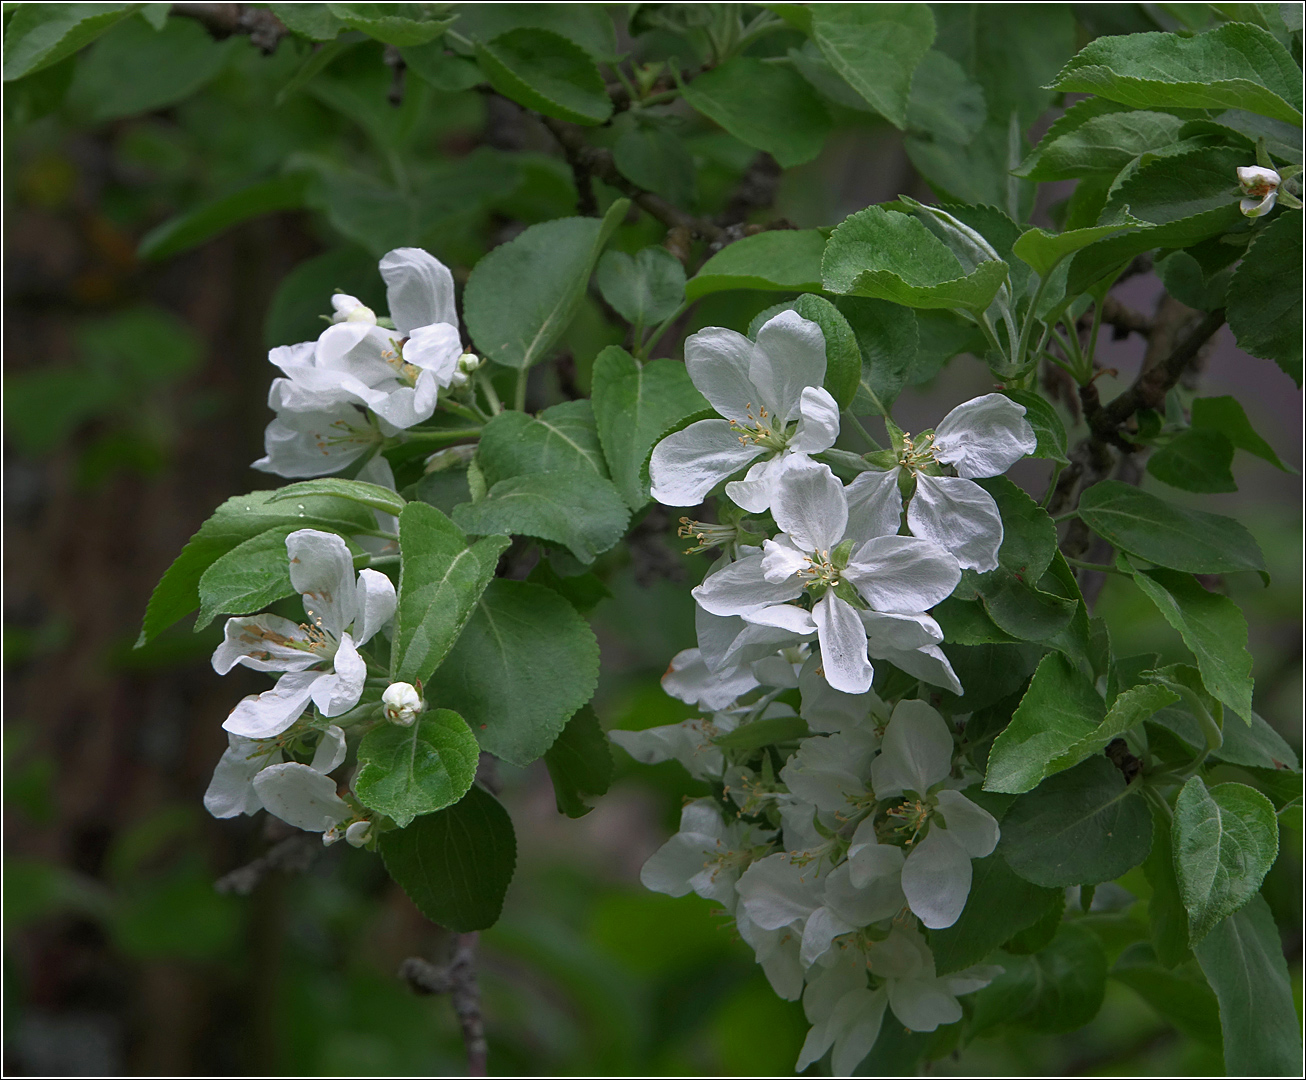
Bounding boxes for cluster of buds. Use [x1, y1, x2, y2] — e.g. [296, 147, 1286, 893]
[450, 350, 484, 389]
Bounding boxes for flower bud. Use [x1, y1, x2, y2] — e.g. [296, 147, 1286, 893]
[345, 820, 373, 848]
[1237, 165, 1280, 218]
[323, 823, 345, 846]
[382, 681, 423, 726]
[330, 292, 378, 324]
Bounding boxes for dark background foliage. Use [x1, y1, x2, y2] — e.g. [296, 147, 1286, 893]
[3, 3, 1300, 1075]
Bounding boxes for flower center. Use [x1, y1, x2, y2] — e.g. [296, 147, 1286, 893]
[897, 431, 939, 471]
[798, 550, 841, 589]
[678, 517, 737, 553]
[886, 798, 932, 844]
[381, 338, 422, 386]
[728, 403, 791, 451]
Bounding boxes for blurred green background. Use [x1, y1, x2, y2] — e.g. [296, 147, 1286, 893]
[3, 7, 1300, 1076]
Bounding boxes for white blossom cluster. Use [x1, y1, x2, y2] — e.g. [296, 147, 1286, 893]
[254, 247, 479, 479]
[612, 311, 1039, 1071]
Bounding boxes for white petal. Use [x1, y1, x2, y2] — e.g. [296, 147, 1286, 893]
[310, 725, 348, 774]
[213, 614, 317, 675]
[798, 653, 884, 732]
[772, 457, 848, 555]
[287, 529, 357, 638]
[740, 915, 805, 1001]
[367, 371, 442, 430]
[908, 475, 1003, 573]
[844, 535, 961, 613]
[886, 975, 962, 1032]
[735, 853, 823, 931]
[801, 905, 855, 967]
[813, 595, 872, 695]
[683, 325, 760, 419]
[648, 420, 766, 507]
[309, 632, 366, 717]
[933, 393, 1037, 478]
[724, 453, 786, 513]
[252, 405, 374, 478]
[830, 988, 888, 1075]
[944, 964, 1004, 996]
[791, 386, 841, 454]
[761, 535, 809, 583]
[223, 670, 322, 739]
[609, 720, 724, 780]
[692, 554, 803, 618]
[203, 734, 279, 818]
[1237, 165, 1280, 189]
[825, 860, 904, 927]
[750, 309, 828, 424]
[779, 727, 878, 814]
[268, 340, 316, 377]
[355, 454, 399, 546]
[870, 699, 954, 798]
[860, 610, 943, 652]
[315, 322, 397, 387]
[694, 605, 746, 674]
[662, 647, 759, 709]
[901, 828, 973, 929]
[402, 322, 462, 380]
[720, 618, 811, 673]
[934, 790, 999, 858]
[872, 641, 964, 696]
[866, 924, 931, 980]
[845, 841, 908, 923]
[845, 467, 904, 540]
[353, 567, 397, 644]
[379, 247, 458, 336]
[640, 832, 716, 898]
[251, 762, 350, 832]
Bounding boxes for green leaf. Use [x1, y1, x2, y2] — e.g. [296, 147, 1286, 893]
[786, 293, 861, 411]
[477, 400, 609, 484]
[475, 27, 612, 126]
[905, 49, 986, 144]
[1003, 390, 1069, 464]
[1000, 756, 1153, 887]
[712, 714, 810, 751]
[65, 14, 230, 122]
[401, 41, 483, 91]
[1173, 777, 1279, 943]
[138, 491, 376, 644]
[685, 230, 826, 301]
[985, 654, 1108, 794]
[1190, 395, 1294, 472]
[1126, 564, 1255, 723]
[325, 2, 452, 46]
[427, 580, 600, 766]
[390, 503, 508, 687]
[969, 925, 1108, 1036]
[834, 297, 919, 417]
[1017, 110, 1190, 181]
[355, 710, 480, 827]
[807, 2, 936, 129]
[195, 525, 304, 632]
[611, 121, 696, 205]
[1076, 480, 1268, 579]
[590, 346, 709, 511]
[1049, 23, 1304, 125]
[1147, 429, 1238, 493]
[822, 206, 1008, 313]
[525, 561, 610, 615]
[138, 175, 308, 262]
[380, 785, 516, 932]
[2, 2, 140, 82]
[595, 246, 686, 327]
[453, 473, 629, 564]
[454, 2, 617, 62]
[681, 56, 831, 167]
[927, 852, 1063, 976]
[1012, 223, 1140, 279]
[464, 201, 627, 369]
[1110, 944, 1221, 1045]
[270, 478, 407, 518]
[1193, 894, 1303, 1077]
[1142, 805, 1194, 967]
[268, 3, 345, 41]
[1107, 145, 1250, 225]
[543, 705, 613, 818]
[1227, 210, 1303, 386]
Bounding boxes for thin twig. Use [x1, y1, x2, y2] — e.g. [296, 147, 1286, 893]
[215, 832, 319, 896]
[401, 934, 488, 1076]
[171, 3, 288, 52]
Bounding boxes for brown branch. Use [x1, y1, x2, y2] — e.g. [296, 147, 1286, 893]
[171, 3, 288, 52]
[1095, 294, 1153, 339]
[214, 831, 318, 896]
[534, 113, 723, 241]
[401, 934, 488, 1076]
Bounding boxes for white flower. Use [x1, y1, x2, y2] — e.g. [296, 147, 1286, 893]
[779, 726, 880, 815]
[253, 362, 382, 478]
[736, 905, 806, 1001]
[254, 762, 351, 835]
[215, 530, 396, 739]
[735, 851, 827, 936]
[344, 819, 374, 847]
[382, 682, 423, 725]
[867, 923, 1001, 1032]
[798, 652, 886, 732]
[640, 798, 771, 911]
[608, 713, 739, 781]
[203, 723, 346, 819]
[648, 310, 840, 512]
[1238, 164, 1280, 217]
[795, 951, 888, 1074]
[693, 457, 961, 695]
[848, 394, 1036, 572]
[870, 701, 999, 929]
[660, 646, 760, 710]
[800, 858, 907, 967]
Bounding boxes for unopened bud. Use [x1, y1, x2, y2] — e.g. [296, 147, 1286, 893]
[345, 820, 373, 848]
[382, 681, 423, 725]
[330, 292, 377, 324]
[323, 823, 345, 846]
[1237, 165, 1281, 218]
[424, 443, 477, 474]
